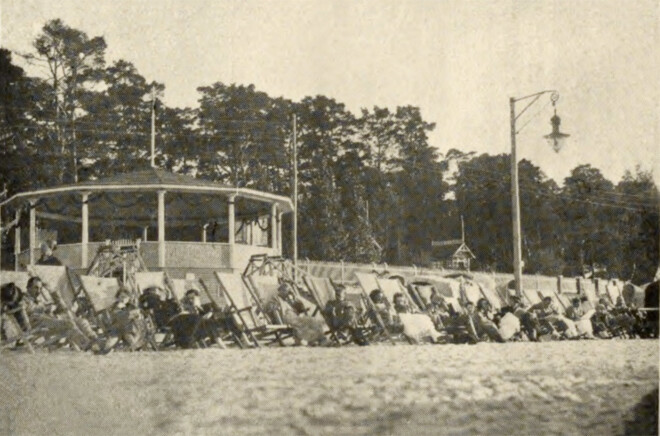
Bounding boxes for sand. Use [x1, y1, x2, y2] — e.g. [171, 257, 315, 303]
[0, 340, 657, 435]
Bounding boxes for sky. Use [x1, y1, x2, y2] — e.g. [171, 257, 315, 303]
[1, 0, 658, 186]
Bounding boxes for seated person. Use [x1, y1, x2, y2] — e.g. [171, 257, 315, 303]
[497, 306, 522, 341]
[474, 298, 505, 343]
[180, 288, 207, 316]
[392, 292, 413, 314]
[392, 292, 443, 343]
[591, 298, 615, 337]
[107, 288, 149, 351]
[22, 277, 101, 351]
[139, 286, 182, 330]
[36, 240, 62, 266]
[268, 282, 326, 346]
[565, 297, 595, 338]
[611, 296, 638, 335]
[530, 296, 578, 339]
[368, 289, 403, 334]
[509, 296, 543, 341]
[323, 285, 368, 345]
[1, 282, 29, 335]
[456, 301, 481, 343]
[324, 285, 357, 331]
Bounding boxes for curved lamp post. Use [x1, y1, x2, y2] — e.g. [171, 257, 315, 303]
[510, 91, 569, 297]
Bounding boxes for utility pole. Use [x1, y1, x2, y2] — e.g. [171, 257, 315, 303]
[510, 97, 523, 298]
[150, 86, 156, 168]
[292, 114, 298, 272]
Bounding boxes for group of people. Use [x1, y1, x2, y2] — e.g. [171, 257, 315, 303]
[318, 280, 655, 346]
[1, 265, 656, 353]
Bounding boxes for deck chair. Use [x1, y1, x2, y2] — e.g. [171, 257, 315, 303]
[302, 275, 343, 344]
[375, 276, 418, 310]
[344, 282, 397, 344]
[78, 274, 157, 350]
[27, 265, 78, 309]
[581, 285, 598, 306]
[605, 281, 624, 306]
[537, 288, 568, 314]
[243, 274, 281, 313]
[78, 275, 130, 334]
[2, 269, 83, 353]
[133, 271, 176, 296]
[477, 283, 504, 312]
[355, 272, 381, 299]
[214, 272, 292, 347]
[415, 277, 465, 314]
[460, 279, 485, 307]
[373, 276, 444, 343]
[522, 287, 543, 307]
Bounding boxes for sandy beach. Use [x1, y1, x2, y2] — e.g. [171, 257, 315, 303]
[0, 339, 657, 435]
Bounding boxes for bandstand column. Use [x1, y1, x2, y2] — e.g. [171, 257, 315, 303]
[14, 209, 21, 271]
[270, 203, 278, 249]
[158, 190, 166, 268]
[81, 192, 89, 268]
[29, 199, 37, 266]
[228, 194, 236, 268]
[277, 211, 283, 255]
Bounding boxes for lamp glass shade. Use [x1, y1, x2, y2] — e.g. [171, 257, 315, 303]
[544, 114, 570, 152]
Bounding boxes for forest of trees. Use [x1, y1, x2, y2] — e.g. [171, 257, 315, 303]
[1, 19, 658, 283]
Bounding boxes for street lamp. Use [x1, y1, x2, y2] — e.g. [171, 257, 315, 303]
[510, 90, 569, 298]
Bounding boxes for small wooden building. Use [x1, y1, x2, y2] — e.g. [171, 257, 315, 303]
[431, 239, 476, 270]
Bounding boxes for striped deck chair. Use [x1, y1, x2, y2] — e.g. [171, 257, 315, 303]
[214, 272, 292, 347]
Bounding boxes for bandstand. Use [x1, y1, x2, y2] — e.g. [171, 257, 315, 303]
[0, 168, 293, 277]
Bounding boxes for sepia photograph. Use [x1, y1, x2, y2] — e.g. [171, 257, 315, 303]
[0, 1, 658, 434]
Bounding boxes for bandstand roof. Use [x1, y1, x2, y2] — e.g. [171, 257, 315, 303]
[0, 168, 294, 214]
